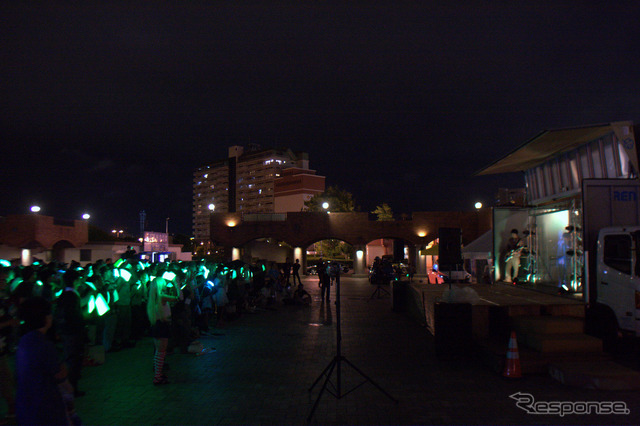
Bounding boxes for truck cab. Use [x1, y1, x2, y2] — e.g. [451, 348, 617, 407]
[596, 227, 640, 337]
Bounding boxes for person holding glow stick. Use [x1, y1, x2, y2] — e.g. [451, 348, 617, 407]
[147, 276, 180, 385]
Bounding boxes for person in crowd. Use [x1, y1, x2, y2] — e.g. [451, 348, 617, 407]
[283, 257, 292, 287]
[317, 258, 331, 303]
[292, 259, 302, 286]
[100, 267, 119, 352]
[0, 268, 17, 420]
[54, 269, 87, 398]
[293, 283, 311, 306]
[147, 276, 180, 385]
[16, 297, 70, 425]
[114, 264, 134, 349]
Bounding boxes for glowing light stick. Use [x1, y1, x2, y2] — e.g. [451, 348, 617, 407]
[55, 289, 63, 298]
[36, 280, 43, 286]
[231, 270, 237, 279]
[85, 281, 97, 291]
[119, 269, 132, 282]
[87, 268, 94, 278]
[112, 289, 119, 303]
[10, 278, 23, 293]
[113, 269, 120, 279]
[95, 294, 110, 316]
[0, 260, 10, 267]
[262, 264, 266, 272]
[114, 259, 125, 268]
[162, 271, 176, 281]
[87, 295, 96, 314]
[202, 266, 210, 279]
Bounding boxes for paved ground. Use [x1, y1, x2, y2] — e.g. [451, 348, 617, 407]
[14, 276, 640, 425]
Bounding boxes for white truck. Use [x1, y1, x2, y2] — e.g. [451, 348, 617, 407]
[586, 226, 640, 340]
[582, 180, 640, 342]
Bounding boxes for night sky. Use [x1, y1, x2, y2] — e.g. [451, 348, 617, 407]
[2, 2, 639, 236]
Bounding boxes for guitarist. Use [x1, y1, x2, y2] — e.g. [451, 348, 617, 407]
[504, 229, 525, 283]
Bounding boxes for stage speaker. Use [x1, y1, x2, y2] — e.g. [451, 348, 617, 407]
[393, 239, 405, 262]
[438, 227, 462, 267]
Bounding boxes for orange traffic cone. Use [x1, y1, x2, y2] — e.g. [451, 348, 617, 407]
[503, 331, 522, 379]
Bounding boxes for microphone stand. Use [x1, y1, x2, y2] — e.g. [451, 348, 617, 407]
[307, 272, 398, 422]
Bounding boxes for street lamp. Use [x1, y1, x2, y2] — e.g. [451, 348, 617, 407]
[475, 201, 483, 210]
[208, 203, 215, 211]
[82, 213, 91, 220]
[112, 229, 123, 238]
[30, 205, 41, 213]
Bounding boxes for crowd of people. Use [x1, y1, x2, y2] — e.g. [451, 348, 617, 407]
[0, 254, 314, 424]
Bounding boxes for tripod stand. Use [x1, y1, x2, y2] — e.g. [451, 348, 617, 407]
[369, 282, 390, 300]
[307, 274, 398, 422]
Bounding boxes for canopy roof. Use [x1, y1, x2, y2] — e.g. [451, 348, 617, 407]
[476, 122, 627, 176]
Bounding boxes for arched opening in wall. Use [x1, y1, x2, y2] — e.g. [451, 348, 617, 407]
[52, 240, 75, 263]
[306, 239, 353, 275]
[193, 240, 226, 262]
[364, 237, 419, 282]
[241, 237, 294, 265]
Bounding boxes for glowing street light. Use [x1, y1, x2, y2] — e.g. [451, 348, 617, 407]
[82, 213, 91, 220]
[112, 229, 123, 238]
[208, 203, 215, 211]
[475, 201, 483, 210]
[322, 202, 329, 210]
[30, 205, 41, 213]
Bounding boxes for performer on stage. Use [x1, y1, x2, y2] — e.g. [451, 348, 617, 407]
[504, 229, 525, 282]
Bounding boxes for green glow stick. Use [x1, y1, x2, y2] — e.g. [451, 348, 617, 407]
[0, 260, 10, 267]
[136, 280, 142, 290]
[87, 295, 96, 314]
[10, 278, 23, 293]
[262, 265, 266, 271]
[114, 259, 125, 268]
[96, 294, 110, 316]
[120, 269, 132, 282]
[202, 266, 210, 279]
[85, 281, 97, 291]
[55, 289, 63, 298]
[113, 289, 119, 303]
[87, 268, 94, 278]
[36, 280, 43, 286]
[113, 269, 120, 279]
[231, 270, 237, 279]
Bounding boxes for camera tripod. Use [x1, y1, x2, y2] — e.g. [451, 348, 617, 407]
[307, 274, 398, 422]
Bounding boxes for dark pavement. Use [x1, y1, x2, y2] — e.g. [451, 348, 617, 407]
[67, 276, 640, 425]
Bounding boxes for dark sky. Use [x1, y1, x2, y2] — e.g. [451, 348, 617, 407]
[1, 2, 639, 236]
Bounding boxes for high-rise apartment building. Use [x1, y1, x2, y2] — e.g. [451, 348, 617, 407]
[193, 145, 325, 241]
